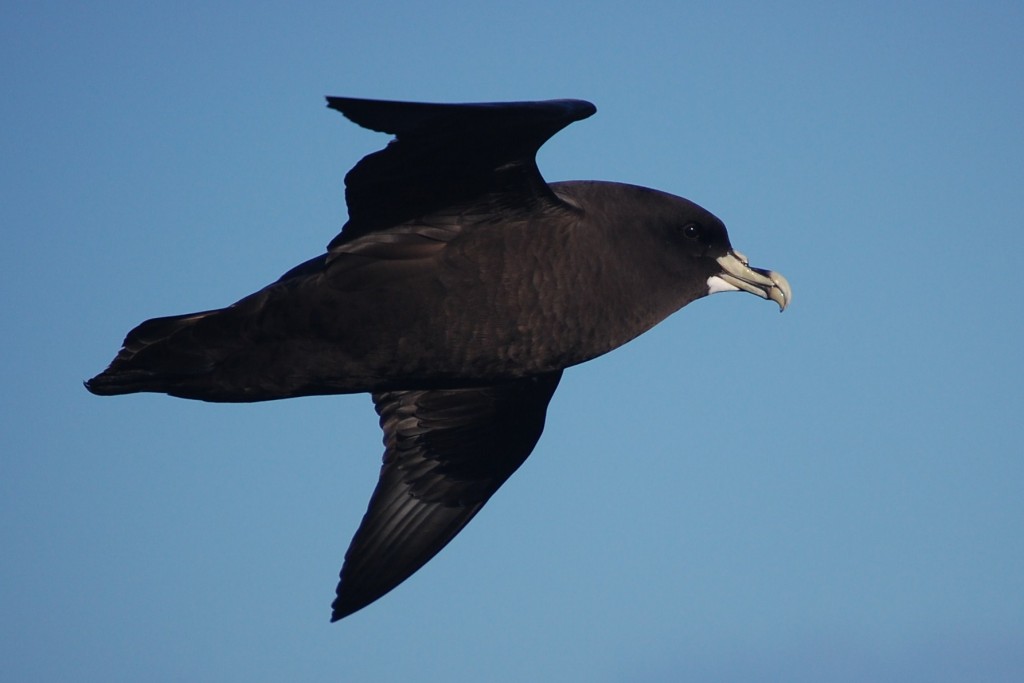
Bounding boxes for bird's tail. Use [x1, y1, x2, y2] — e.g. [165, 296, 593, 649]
[85, 308, 231, 399]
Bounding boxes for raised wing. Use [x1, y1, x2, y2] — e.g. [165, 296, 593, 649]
[324, 97, 596, 246]
[332, 371, 563, 620]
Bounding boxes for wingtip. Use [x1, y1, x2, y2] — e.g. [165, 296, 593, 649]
[565, 97, 598, 120]
[324, 95, 346, 109]
[329, 590, 365, 622]
[324, 96, 353, 119]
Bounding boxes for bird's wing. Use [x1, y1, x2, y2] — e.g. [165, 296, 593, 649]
[324, 97, 596, 248]
[331, 371, 563, 621]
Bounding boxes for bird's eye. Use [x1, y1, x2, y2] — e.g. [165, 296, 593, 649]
[682, 223, 701, 240]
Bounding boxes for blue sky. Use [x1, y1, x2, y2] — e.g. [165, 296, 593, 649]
[3, 2, 1022, 681]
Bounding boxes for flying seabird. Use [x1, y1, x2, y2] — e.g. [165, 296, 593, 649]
[86, 96, 791, 621]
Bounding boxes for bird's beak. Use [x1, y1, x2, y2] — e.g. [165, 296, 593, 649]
[708, 250, 792, 312]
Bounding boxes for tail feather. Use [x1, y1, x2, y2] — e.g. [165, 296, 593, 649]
[85, 309, 226, 397]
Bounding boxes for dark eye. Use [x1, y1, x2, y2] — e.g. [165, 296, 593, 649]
[682, 223, 701, 240]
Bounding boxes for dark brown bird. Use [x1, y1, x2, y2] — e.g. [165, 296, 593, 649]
[86, 96, 791, 620]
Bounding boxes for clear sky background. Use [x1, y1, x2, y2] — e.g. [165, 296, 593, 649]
[3, 2, 1022, 681]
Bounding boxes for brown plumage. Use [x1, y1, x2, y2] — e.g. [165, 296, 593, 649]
[86, 96, 791, 620]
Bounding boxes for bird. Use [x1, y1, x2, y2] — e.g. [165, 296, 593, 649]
[86, 96, 791, 621]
